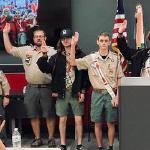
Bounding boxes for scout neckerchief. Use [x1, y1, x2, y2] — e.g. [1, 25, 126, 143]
[91, 54, 116, 99]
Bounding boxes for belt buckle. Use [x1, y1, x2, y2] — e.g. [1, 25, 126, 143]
[38, 84, 47, 88]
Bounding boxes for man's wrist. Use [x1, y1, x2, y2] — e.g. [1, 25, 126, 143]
[3, 31, 9, 34]
[118, 31, 123, 38]
[42, 52, 48, 57]
[3, 95, 9, 98]
[3, 32, 9, 37]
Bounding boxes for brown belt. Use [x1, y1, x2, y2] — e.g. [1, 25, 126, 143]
[28, 84, 51, 88]
[93, 88, 117, 94]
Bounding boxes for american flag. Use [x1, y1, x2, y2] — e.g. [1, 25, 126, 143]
[112, 0, 127, 71]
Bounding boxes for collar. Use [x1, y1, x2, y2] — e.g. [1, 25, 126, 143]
[33, 46, 37, 51]
[95, 51, 114, 61]
[33, 46, 42, 54]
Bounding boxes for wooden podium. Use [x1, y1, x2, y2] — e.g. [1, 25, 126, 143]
[119, 77, 150, 150]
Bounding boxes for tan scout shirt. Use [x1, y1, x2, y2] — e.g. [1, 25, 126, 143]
[76, 51, 124, 89]
[10, 46, 56, 84]
[0, 71, 10, 95]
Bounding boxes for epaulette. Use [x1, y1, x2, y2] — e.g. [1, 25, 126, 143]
[111, 51, 118, 56]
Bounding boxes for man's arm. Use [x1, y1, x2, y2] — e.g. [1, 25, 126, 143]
[111, 77, 122, 108]
[118, 24, 149, 61]
[3, 23, 13, 54]
[117, 20, 137, 60]
[112, 59, 124, 107]
[1, 71, 10, 108]
[70, 32, 79, 66]
[1, 71, 10, 95]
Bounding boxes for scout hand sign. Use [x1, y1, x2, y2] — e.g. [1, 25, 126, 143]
[41, 40, 48, 56]
[118, 20, 127, 34]
[71, 32, 79, 47]
[3, 23, 11, 33]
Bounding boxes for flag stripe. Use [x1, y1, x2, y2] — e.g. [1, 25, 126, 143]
[115, 14, 125, 19]
[114, 18, 125, 23]
[112, 0, 127, 72]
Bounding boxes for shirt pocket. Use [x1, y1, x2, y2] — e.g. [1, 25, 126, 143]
[107, 66, 116, 80]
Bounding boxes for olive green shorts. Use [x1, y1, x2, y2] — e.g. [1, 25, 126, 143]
[56, 91, 84, 117]
[91, 91, 117, 122]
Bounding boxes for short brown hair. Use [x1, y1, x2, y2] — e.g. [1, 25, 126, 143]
[33, 29, 46, 37]
[97, 32, 110, 40]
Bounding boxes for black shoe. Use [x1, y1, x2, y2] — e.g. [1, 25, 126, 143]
[76, 145, 88, 150]
[99, 147, 104, 150]
[31, 138, 43, 147]
[59, 145, 67, 150]
[107, 146, 113, 150]
[48, 138, 56, 147]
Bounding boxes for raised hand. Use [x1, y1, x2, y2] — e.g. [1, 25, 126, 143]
[3, 23, 11, 33]
[136, 4, 142, 15]
[41, 40, 48, 55]
[71, 32, 79, 47]
[118, 20, 127, 34]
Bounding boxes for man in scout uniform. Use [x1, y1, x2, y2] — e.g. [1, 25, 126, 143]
[3, 23, 56, 148]
[70, 32, 124, 150]
[0, 70, 10, 142]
